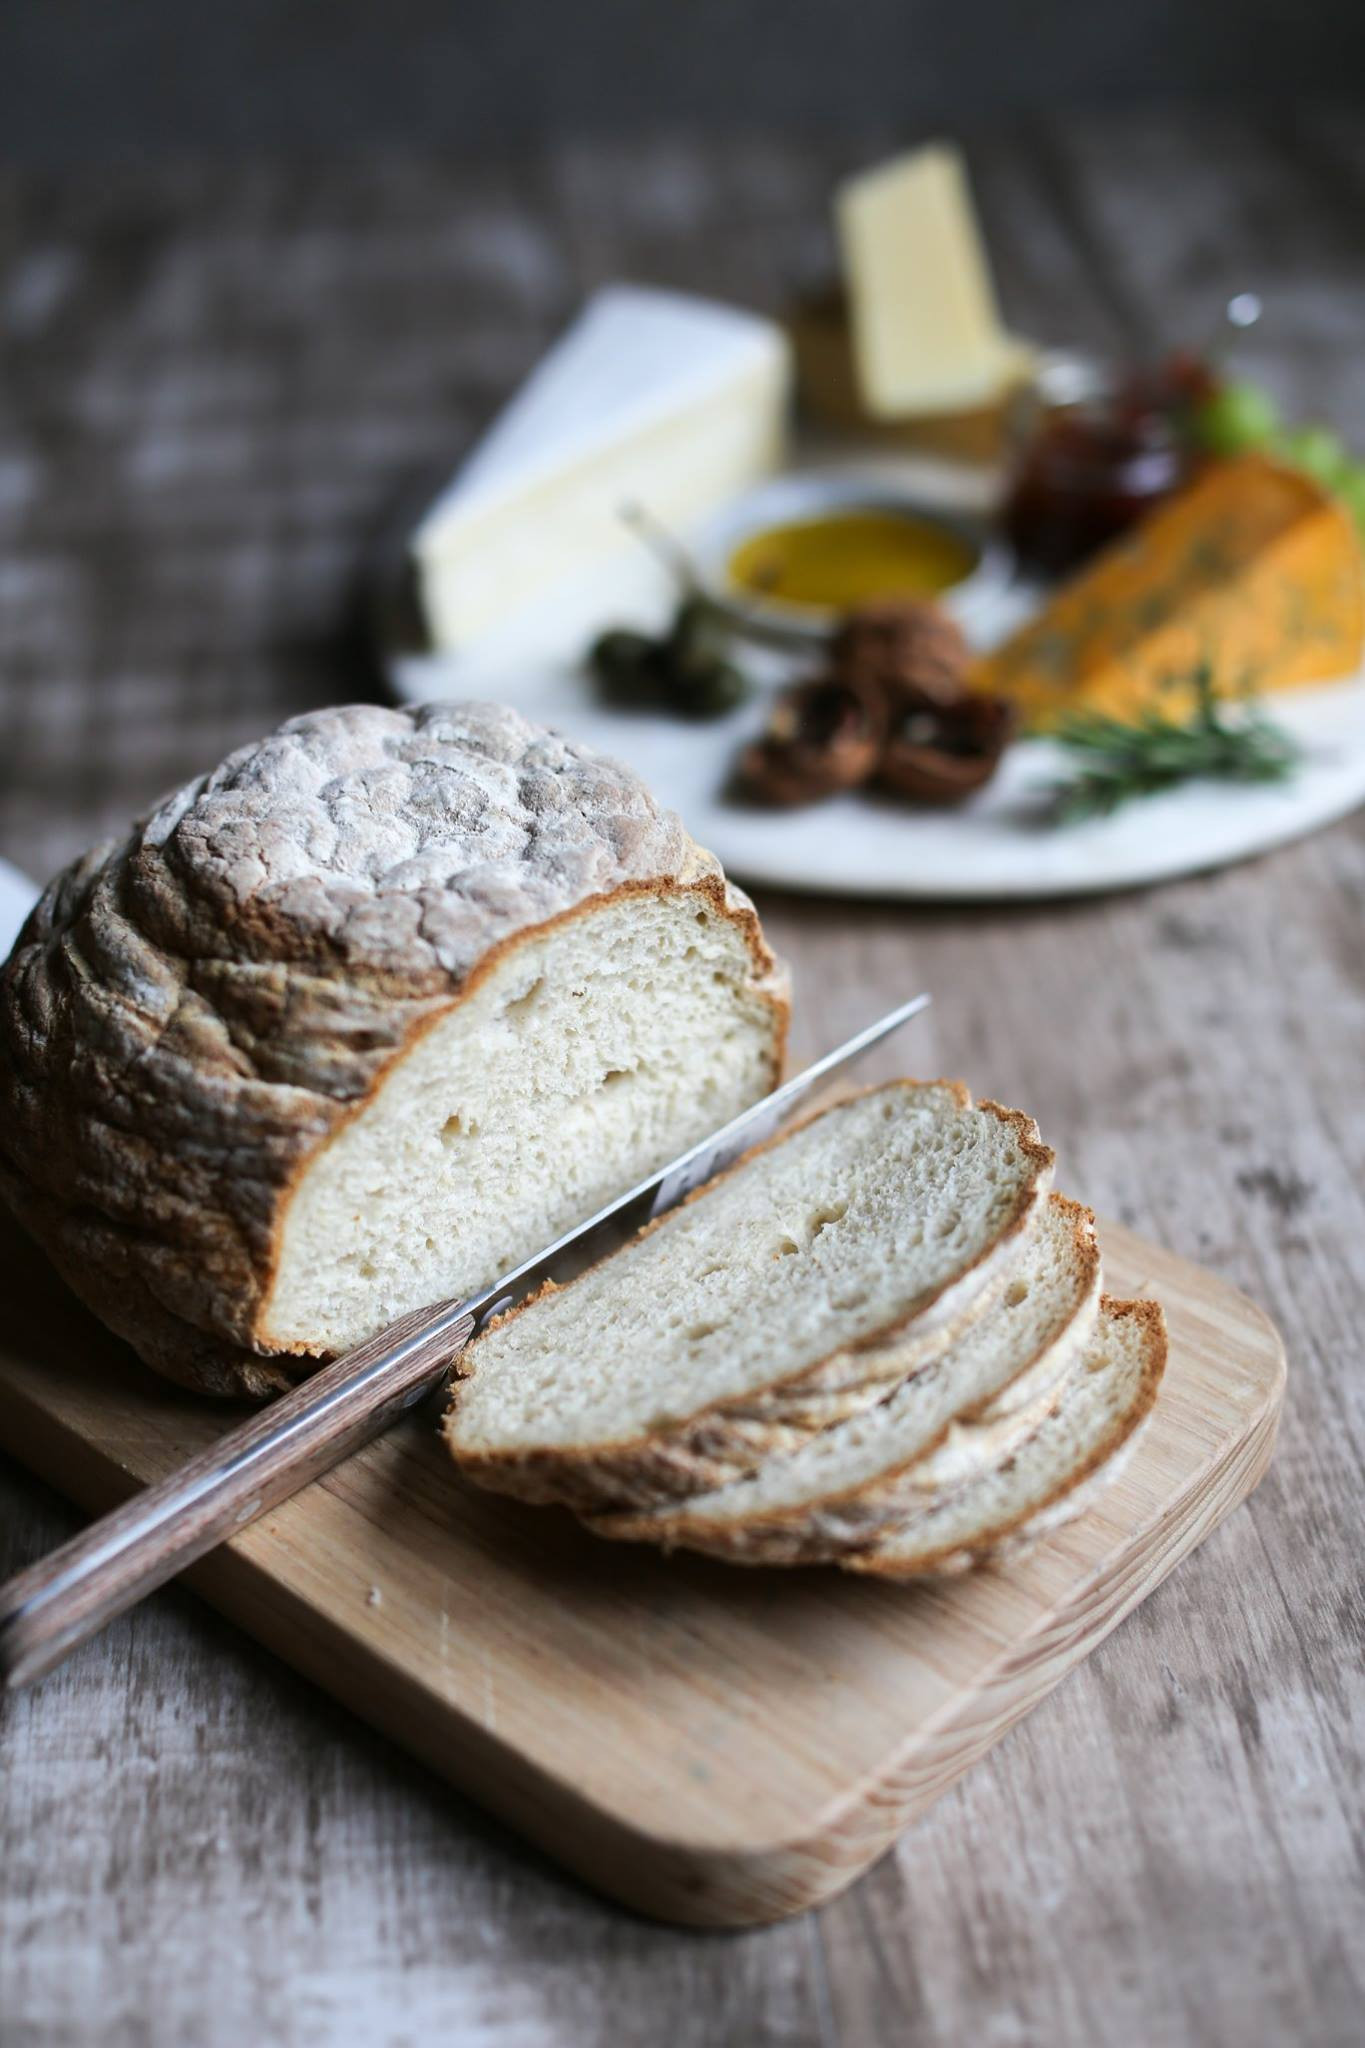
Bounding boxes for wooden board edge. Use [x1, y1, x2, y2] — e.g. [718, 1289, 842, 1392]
[0, 1375, 726, 1920]
[670, 1381, 1283, 1926]
[0, 1269, 1287, 1930]
[630, 1293, 1288, 1925]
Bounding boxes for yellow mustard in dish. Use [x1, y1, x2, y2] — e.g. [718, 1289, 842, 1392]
[727, 508, 977, 611]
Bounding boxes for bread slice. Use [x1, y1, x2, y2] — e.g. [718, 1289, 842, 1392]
[0, 702, 787, 1394]
[846, 1296, 1167, 1578]
[443, 1080, 1055, 1514]
[593, 1193, 1101, 1565]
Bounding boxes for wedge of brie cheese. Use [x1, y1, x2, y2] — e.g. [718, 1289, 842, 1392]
[412, 285, 791, 652]
[837, 144, 1032, 419]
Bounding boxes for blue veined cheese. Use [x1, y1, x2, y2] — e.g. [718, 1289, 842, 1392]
[412, 286, 791, 652]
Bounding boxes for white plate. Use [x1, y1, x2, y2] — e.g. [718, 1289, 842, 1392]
[388, 464, 1365, 902]
[0, 859, 39, 954]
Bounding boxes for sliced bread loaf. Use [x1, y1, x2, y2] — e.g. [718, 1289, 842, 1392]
[443, 1080, 1055, 1513]
[0, 702, 787, 1394]
[847, 1296, 1167, 1578]
[593, 1192, 1102, 1564]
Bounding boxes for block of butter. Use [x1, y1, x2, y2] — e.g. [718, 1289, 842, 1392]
[412, 285, 791, 652]
[837, 143, 1032, 419]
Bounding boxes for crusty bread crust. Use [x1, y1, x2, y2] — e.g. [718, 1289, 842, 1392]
[443, 1083, 1056, 1514]
[591, 1195, 1101, 1563]
[0, 703, 787, 1396]
[845, 1296, 1168, 1578]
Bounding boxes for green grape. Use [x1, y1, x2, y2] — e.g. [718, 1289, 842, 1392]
[1194, 380, 1280, 456]
[1272, 423, 1349, 489]
[1335, 465, 1365, 534]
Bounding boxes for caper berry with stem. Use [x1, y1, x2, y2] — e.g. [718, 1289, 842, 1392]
[588, 597, 753, 718]
[590, 627, 657, 681]
[668, 594, 730, 668]
[668, 657, 751, 720]
[588, 627, 668, 706]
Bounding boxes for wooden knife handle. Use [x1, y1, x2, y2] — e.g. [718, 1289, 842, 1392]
[0, 1300, 475, 1690]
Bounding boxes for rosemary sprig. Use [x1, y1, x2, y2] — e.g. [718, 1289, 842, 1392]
[1049, 665, 1301, 824]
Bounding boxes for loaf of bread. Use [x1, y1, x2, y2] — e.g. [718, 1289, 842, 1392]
[0, 702, 788, 1396]
[443, 1081, 1055, 1513]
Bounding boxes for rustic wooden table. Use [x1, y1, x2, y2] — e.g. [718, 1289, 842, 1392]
[2, 116, 1363, 2048]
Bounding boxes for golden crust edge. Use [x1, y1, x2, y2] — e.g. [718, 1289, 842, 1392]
[843, 1295, 1169, 1580]
[444, 1085, 1057, 1512]
[591, 1195, 1103, 1560]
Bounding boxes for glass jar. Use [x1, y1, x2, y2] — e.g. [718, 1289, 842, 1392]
[1003, 353, 1206, 576]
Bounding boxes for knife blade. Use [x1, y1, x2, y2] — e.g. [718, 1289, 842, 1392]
[0, 991, 930, 1688]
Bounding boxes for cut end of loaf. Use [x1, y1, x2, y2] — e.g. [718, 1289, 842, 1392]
[259, 881, 784, 1358]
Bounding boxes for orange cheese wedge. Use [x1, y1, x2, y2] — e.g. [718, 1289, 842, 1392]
[974, 455, 1365, 731]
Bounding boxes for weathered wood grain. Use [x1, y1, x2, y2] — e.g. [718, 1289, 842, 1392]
[2, 118, 1363, 2047]
[0, 1211, 1285, 1931]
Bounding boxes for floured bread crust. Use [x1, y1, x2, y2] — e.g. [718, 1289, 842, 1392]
[0, 702, 786, 1395]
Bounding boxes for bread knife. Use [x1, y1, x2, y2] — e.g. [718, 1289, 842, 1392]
[0, 992, 930, 1689]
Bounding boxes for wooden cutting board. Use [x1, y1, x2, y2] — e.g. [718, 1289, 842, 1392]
[0, 1217, 1284, 1928]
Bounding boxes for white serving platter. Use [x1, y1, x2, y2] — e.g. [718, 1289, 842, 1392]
[0, 859, 38, 955]
[388, 458, 1365, 902]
